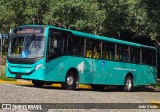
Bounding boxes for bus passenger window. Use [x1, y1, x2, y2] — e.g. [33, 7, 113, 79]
[149, 50, 156, 66]
[68, 36, 84, 56]
[142, 48, 156, 66]
[86, 39, 92, 58]
[117, 45, 129, 62]
[86, 39, 101, 59]
[93, 47, 99, 58]
[122, 48, 129, 62]
[116, 46, 121, 61]
[109, 44, 115, 60]
[130, 47, 140, 64]
[102, 42, 114, 60]
[102, 44, 108, 59]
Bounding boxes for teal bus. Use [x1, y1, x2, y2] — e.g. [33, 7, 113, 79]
[6, 25, 158, 92]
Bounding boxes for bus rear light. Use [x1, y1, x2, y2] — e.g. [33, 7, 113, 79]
[35, 64, 42, 71]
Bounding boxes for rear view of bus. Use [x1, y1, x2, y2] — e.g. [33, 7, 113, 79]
[6, 25, 46, 86]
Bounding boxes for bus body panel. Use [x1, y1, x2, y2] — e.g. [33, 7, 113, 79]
[6, 56, 157, 86]
[6, 25, 157, 88]
[6, 58, 46, 80]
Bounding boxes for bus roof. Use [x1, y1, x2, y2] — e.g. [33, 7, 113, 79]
[16, 25, 156, 50]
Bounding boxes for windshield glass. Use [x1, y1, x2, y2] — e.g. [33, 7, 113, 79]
[8, 35, 45, 58]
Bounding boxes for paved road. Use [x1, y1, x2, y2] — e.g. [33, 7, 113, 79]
[0, 83, 160, 112]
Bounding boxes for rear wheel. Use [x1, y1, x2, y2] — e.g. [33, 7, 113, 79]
[91, 84, 105, 91]
[124, 76, 133, 92]
[32, 80, 44, 88]
[61, 71, 76, 90]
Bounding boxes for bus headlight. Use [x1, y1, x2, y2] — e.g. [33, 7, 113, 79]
[35, 64, 42, 71]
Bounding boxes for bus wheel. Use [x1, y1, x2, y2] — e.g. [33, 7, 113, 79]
[124, 76, 133, 92]
[32, 80, 44, 88]
[91, 84, 105, 91]
[62, 71, 76, 90]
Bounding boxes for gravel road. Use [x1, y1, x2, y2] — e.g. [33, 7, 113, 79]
[0, 83, 160, 112]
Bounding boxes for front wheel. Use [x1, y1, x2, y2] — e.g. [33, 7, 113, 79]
[61, 71, 76, 90]
[124, 76, 133, 92]
[32, 80, 44, 88]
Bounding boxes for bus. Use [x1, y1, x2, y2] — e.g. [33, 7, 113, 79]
[6, 25, 158, 92]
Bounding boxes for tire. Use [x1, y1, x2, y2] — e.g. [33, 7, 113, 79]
[124, 76, 133, 92]
[91, 84, 105, 91]
[61, 71, 76, 90]
[32, 80, 44, 88]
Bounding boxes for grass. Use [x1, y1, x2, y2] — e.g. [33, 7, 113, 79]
[155, 82, 160, 89]
[0, 65, 15, 81]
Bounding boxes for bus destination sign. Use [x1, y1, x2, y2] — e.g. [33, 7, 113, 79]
[13, 27, 44, 34]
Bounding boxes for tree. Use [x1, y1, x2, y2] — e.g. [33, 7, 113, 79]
[140, 0, 160, 41]
[0, 0, 159, 42]
[0, 0, 50, 33]
[43, 0, 106, 34]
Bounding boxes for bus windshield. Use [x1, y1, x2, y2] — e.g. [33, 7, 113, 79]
[8, 35, 45, 58]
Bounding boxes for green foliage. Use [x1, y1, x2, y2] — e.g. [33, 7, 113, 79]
[43, 0, 106, 34]
[140, 0, 160, 41]
[154, 82, 160, 90]
[0, 66, 15, 81]
[0, 0, 160, 41]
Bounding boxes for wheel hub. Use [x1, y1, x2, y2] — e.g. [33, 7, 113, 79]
[126, 79, 132, 90]
[67, 76, 74, 85]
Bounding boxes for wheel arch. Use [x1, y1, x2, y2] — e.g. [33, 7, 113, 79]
[124, 72, 134, 85]
[125, 72, 134, 80]
[67, 67, 79, 83]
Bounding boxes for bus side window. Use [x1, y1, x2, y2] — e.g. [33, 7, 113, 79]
[86, 39, 92, 58]
[150, 50, 156, 66]
[130, 47, 140, 64]
[102, 43, 108, 59]
[142, 48, 156, 66]
[117, 44, 129, 62]
[68, 36, 84, 56]
[110, 43, 115, 60]
[77, 39, 84, 56]
[92, 46, 99, 58]
[87, 39, 101, 59]
[102, 42, 113, 60]
[116, 46, 121, 61]
[48, 37, 54, 53]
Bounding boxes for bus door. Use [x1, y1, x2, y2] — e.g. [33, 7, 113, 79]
[84, 59, 102, 84]
[84, 58, 94, 84]
[46, 29, 65, 81]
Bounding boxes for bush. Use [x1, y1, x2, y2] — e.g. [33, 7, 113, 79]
[0, 55, 6, 65]
[0, 65, 15, 81]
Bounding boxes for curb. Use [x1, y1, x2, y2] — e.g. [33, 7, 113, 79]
[0, 80, 32, 85]
[0, 80, 91, 89]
